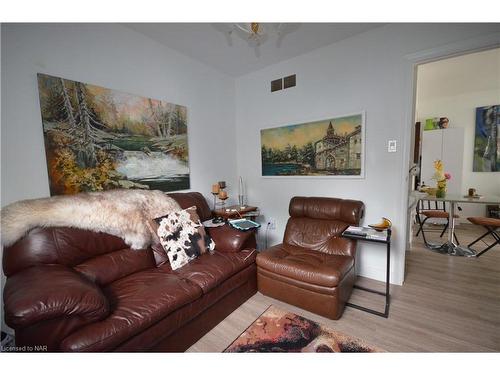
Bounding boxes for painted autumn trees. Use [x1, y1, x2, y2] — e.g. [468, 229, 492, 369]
[37, 73, 189, 195]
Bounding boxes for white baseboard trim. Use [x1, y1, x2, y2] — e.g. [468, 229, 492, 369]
[356, 264, 403, 286]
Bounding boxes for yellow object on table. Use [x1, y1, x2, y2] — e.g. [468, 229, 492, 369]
[368, 217, 392, 231]
[426, 188, 437, 196]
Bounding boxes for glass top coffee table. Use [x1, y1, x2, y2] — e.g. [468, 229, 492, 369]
[414, 193, 500, 257]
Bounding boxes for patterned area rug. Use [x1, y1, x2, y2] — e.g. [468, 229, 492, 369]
[224, 306, 382, 352]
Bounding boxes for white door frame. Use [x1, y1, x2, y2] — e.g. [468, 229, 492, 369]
[397, 33, 500, 284]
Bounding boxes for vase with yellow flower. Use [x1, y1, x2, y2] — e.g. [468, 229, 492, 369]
[431, 160, 451, 198]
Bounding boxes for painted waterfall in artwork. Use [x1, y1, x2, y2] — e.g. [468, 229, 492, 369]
[474, 105, 499, 172]
[261, 113, 364, 177]
[37, 73, 189, 195]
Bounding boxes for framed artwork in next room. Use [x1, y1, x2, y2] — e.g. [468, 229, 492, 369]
[260, 112, 365, 178]
[473, 104, 499, 172]
[36, 73, 190, 195]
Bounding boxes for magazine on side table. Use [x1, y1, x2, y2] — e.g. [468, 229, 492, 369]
[343, 226, 388, 241]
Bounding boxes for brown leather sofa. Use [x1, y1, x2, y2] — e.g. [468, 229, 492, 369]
[2, 192, 257, 352]
[256, 196, 364, 320]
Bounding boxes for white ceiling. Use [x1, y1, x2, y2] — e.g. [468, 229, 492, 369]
[124, 23, 385, 77]
[417, 47, 500, 100]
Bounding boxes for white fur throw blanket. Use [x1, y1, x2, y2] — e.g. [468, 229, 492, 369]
[1, 189, 181, 250]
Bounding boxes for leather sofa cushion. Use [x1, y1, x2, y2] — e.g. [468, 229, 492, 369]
[168, 192, 212, 222]
[60, 268, 202, 352]
[256, 244, 354, 288]
[2, 227, 129, 277]
[114, 264, 256, 351]
[151, 226, 257, 266]
[206, 224, 257, 253]
[4, 264, 109, 329]
[60, 250, 256, 351]
[160, 250, 257, 294]
[74, 248, 155, 285]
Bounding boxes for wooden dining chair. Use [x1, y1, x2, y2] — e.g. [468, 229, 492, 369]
[466, 217, 500, 257]
[415, 200, 461, 246]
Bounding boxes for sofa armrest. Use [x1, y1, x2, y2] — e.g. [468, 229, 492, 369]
[207, 224, 257, 253]
[4, 264, 109, 329]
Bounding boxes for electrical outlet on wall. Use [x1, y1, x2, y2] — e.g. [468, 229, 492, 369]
[267, 218, 276, 230]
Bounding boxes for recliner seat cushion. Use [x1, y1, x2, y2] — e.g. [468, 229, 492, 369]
[256, 244, 354, 288]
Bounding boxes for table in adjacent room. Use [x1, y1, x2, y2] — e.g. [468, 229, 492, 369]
[415, 193, 500, 257]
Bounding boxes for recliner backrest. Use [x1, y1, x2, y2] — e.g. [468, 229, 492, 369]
[283, 196, 364, 257]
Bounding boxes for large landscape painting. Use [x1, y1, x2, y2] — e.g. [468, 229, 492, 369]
[261, 113, 364, 177]
[37, 73, 189, 195]
[474, 104, 499, 172]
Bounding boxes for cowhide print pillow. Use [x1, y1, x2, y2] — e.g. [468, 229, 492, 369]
[153, 206, 215, 270]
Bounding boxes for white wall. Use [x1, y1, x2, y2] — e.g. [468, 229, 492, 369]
[235, 24, 500, 286]
[1, 23, 238, 206]
[1, 23, 238, 333]
[416, 48, 500, 219]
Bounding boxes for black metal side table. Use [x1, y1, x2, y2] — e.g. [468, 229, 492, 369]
[342, 228, 391, 318]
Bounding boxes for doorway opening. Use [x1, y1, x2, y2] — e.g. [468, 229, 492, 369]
[405, 47, 500, 280]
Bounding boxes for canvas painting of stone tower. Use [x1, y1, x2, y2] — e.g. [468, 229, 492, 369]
[261, 113, 364, 177]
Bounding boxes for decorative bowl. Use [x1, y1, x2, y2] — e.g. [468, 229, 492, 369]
[426, 188, 437, 196]
[368, 217, 392, 232]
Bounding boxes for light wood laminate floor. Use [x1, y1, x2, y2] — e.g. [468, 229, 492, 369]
[188, 223, 500, 352]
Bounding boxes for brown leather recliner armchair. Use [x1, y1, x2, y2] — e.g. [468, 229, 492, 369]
[256, 196, 364, 320]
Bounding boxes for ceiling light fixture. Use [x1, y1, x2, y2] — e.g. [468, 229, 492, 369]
[232, 23, 274, 46]
[214, 23, 299, 49]
[233, 23, 295, 46]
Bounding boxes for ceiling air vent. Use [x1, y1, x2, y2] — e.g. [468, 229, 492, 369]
[271, 74, 296, 92]
[283, 74, 296, 89]
[271, 78, 283, 92]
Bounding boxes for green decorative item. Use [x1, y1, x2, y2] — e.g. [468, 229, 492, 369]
[432, 159, 451, 199]
[436, 186, 447, 198]
[424, 118, 435, 131]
